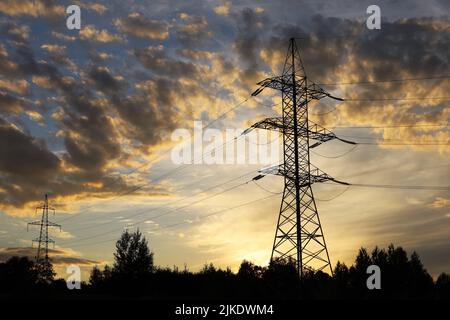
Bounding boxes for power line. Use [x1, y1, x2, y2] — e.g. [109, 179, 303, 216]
[61, 193, 279, 248]
[329, 182, 450, 191]
[56, 96, 253, 223]
[57, 164, 187, 223]
[330, 123, 449, 129]
[99, 97, 252, 191]
[318, 75, 450, 86]
[350, 183, 450, 191]
[357, 142, 450, 146]
[343, 96, 450, 101]
[203, 98, 250, 129]
[310, 105, 338, 116]
[147, 193, 279, 232]
[338, 133, 450, 142]
[68, 170, 256, 233]
[316, 186, 351, 202]
[252, 180, 283, 195]
[59, 177, 254, 246]
[311, 145, 358, 158]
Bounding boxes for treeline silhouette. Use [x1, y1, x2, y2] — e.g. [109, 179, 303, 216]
[1, 230, 449, 299]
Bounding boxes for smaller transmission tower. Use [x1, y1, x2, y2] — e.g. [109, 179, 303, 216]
[28, 194, 61, 266]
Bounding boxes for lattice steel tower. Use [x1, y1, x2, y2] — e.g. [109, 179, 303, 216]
[28, 194, 61, 265]
[245, 38, 353, 277]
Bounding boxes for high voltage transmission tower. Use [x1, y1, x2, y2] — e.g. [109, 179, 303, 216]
[28, 194, 61, 280]
[244, 38, 354, 277]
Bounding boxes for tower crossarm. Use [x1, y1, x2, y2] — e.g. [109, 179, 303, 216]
[305, 82, 344, 101]
[252, 76, 344, 103]
[251, 76, 288, 96]
[27, 221, 61, 231]
[254, 163, 349, 187]
[242, 117, 284, 135]
[242, 119, 356, 148]
[32, 238, 55, 244]
[308, 121, 356, 148]
[308, 165, 349, 186]
[47, 221, 62, 230]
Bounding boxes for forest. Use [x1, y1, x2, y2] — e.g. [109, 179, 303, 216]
[1, 230, 449, 300]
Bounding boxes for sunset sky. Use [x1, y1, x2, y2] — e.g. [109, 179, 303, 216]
[0, 0, 449, 280]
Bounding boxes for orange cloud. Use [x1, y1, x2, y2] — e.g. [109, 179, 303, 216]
[80, 25, 124, 43]
[0, 0, 64, 18]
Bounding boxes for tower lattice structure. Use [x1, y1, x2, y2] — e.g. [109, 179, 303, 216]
[28, 194, 61, 267]
[246, 38, 353, 277]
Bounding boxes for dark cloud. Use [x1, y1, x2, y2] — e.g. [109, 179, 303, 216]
[0, 91, 29, 114]
[86, 64, 180, 146]
[0, 25, 131, 207]
[0, 117, 61, 206]
[0, 118, 59, 177]
[34, 64, 123, 173]
[0, 247, 99, 266]
[134, 45, 200, 78]
[0, 44, 18, 75]
[87, 66, 123, 93]
[175, 14, 213, 47]
[233, 7, 271, 88]
[0, 20, 29, 44]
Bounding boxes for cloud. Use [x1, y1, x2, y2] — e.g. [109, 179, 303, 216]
[51, 31, 76, 42]
[214, 1, 232, 16]
[0, 4, 448, 215]
[0, 79, 28, 95]
[231, 14, 450, 151]
[0, 44, 19, 74]
[86, 64, 180, 147]
[175, 14, 213, 47]
[80, 25, 124, 43]
[75, 1, 107, 14]
[0, 247, 98, 266]
[41, 44, 66, 55]
[430, 197, 450, 208]
[114, 13, 169, 40]
[0, 91, 30, 113]
[134, 45, 199, 78]
[232, 7, 270, 89]
[0, 118, 61, 203]
[0, 0, 64, 18]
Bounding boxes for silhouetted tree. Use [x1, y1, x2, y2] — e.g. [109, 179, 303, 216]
[263, 257, 299, 298]
[89, 266, 104, 287]
[113, 230, 154, 275]
[35, 260, 55, 284]
[0, 256, 38, 294]
[111, 230, 154, 294]
[349, 247, 372, 297]
[407, 251, 433, 298]
[236, 260, 266, 297]
[238, 260, 264, 280]
[333, 261, 351, 297]
[435, 273, 450, 299]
